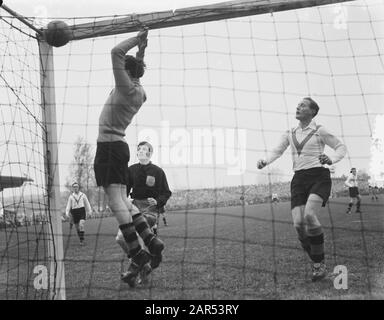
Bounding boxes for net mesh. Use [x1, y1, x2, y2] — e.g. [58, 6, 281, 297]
[0, 12, 52, 300]
[1, 0, 384, 299]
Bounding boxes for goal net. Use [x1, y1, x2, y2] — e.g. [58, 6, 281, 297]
[0, 9, 63, 299]
[1, 0, 383, 300]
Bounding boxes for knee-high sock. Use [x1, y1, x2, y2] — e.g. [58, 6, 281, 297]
[132, 214, 155, 247]
[295, 226, 311, 258]
[307, 226, 324, 263]
[356, 199, 361, 210]
[119, 223, 141, 258]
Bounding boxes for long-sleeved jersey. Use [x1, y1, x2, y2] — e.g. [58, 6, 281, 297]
[265, 120, 347, 171]
[345, 173, 358, 188]
[65, 192, 92, 216]
[127, 162, 172, 212]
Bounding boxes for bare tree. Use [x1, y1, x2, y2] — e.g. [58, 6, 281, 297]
[66, 136, 97, 205]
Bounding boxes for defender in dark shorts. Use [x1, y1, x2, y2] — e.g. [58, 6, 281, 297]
[257, 97, 347, 282]
[345, 168, 362, 214]
[65, 182, 92, 245]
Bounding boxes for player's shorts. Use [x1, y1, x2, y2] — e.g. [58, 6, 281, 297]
[70, 207, 86, 224]
[349, 187, 359, 198]
[290, 167, 331, 210]
[94, 141, 130, 187]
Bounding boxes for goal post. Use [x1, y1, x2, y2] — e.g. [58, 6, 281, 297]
[40, 0, 357, 41]
[39, 41, 66, 300]
[0, 2, 65, 300]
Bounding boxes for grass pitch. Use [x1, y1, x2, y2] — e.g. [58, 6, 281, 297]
[1, 196, 383, 299]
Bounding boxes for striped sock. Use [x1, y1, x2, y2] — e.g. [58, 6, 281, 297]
[132, 214, 155, 247]
[79, 231, 85, 241]
[307, 226, 324, 263]
[119, 223, 141, 257]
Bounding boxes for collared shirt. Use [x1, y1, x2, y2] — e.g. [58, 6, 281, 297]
[265, 120, 347, 172]
[65, 191, 92, 216]
[97, 37, 147, 142]
[345, 173, 358, 188]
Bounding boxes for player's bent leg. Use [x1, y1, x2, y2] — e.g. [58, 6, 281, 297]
[74, 223, 82, 242]
[346, 198, 353, 214]
[106, 184, 149, 286]
[116, 229, 130, 257]
[305, 194, 326, 281]
[79, 219, 85, 245]
[132, 213, 165, 269]
[292, 206, 311, 258]
[356, 195, 362, 213]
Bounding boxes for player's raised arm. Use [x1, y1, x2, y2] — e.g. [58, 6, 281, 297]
[257, 131, 290, 169]
[111, 37, 138, 91]
[136, 28, 148, 61]
[110, 29, 148, 93]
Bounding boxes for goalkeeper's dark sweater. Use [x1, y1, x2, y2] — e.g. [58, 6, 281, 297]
[127, 162, 172, 213]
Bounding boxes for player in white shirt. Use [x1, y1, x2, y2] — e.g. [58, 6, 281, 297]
[345, 168, 362, 214]
[65, 182, 92, 245]
[271, 193, 279, 203]
[257, 97, 347, 281]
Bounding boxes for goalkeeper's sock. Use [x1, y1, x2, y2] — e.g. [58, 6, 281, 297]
[132, 214, 155, 247]
[119, 223, 141, 257]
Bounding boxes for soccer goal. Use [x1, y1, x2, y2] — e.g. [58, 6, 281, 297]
[0, 3, 65, 299]
[1, 0, 383, 300]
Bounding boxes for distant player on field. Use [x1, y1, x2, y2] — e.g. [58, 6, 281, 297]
[271, 193, 279, 203]
[93, 29, 164, 287]
[368, 180, 379, 201]
[257, 97, 347, 281]
[65, 182, 92, 245]
[345, 168, 362, 214]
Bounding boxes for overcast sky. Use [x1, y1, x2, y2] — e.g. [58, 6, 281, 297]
[1, 0, 384, 195]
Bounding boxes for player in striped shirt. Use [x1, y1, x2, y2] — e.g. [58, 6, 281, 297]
[345, 168, 362, 214]
[257, 97, 347, 281]
[65, 182, 92, 245]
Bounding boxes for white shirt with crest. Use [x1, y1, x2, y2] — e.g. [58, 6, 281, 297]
[265, 120, 347, 172]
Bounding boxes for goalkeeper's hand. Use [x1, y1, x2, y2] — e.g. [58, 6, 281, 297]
[257, 159, 267, 169]
[137, 27, 148, 42]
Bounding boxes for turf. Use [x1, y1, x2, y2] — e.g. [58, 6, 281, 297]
[1, 196, 383, 299]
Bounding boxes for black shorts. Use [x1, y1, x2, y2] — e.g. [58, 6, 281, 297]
[94, 141, 130, 187]
[290, 167, 331, 209]
[71, 207, 86, 224]
[349, 187, 359, 198]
